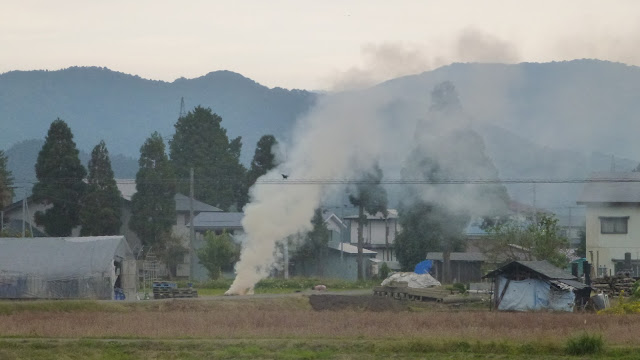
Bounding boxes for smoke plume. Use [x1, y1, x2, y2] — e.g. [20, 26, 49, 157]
[226, 93, 392, 294]
[328, 28, 520, 91]
[227, 78, 510, 294]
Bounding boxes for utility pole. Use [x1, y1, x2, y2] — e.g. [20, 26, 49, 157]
[22, 196, 25, 237]
[283, 240, 289, 279]
[189, 167, 195, 281]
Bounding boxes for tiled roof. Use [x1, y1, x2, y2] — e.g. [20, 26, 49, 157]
[192, 212, 244, 230]
[485, 260, 577, 280]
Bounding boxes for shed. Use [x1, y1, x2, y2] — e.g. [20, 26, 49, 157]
[0, 236, 137, 300]
[484, 260, 590, 312]
[426, 252, 487, 283]
[292, 242, 377, 281]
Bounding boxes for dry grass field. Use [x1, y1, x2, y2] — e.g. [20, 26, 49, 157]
[1, 294, 640, 359]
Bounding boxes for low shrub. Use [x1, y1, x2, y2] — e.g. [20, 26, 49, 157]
[181, 277, 379, 290]
[565, 333, 604, 356]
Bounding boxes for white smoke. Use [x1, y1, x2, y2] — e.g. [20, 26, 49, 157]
[226, 93, 393, 294]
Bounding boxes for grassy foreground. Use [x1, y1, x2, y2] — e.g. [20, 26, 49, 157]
[0, 338, 637, 359]
[1, 297, 640, 359]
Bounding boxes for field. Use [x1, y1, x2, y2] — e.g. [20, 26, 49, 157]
[1, 293, 640, 359]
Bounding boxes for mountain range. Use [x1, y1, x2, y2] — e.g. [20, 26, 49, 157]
[2, 60, 640, 211]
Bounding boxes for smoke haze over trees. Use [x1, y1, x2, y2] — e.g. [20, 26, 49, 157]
[348, 163, 388, 281]
[247, 135, 279, 192]
[394, 82, 509, 271]
[3, 61, 640, 211]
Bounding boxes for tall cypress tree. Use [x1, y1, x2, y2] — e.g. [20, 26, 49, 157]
[169, 106, 246, 211]
[79, 140, 122, 236]
[0, 150, 13, 209]
[33, 119, 86, 236]
[129, 132, 176, 247]
[247, 135, 278, 190]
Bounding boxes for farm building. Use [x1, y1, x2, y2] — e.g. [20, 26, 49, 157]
[291, 242, 377, 281]
[426, 252, 487, 283]
[484, 260, 590, 312]
[0, 236, 137, 300]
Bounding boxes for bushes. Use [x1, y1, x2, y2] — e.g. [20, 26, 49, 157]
[379, 262, 391, 280]
[183, 277, 379, 290]
[565, 333, 604, 356]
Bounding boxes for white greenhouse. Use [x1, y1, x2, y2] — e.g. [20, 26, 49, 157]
[0, 236, 137, 300]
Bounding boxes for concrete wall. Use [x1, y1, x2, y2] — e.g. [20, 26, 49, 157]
[586, 203, 640, 277]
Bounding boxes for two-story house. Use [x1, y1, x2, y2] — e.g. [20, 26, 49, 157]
[577, 172, 640, 277]
[344, 209, 400, 262]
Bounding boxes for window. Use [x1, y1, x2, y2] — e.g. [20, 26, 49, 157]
[600, 217, 628, 234]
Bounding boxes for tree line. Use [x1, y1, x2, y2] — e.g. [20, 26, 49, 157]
[0, 107, 279, 256]
[0, 85, 574, 279]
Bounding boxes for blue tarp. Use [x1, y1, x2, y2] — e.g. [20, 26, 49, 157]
[497, 276, 575, 312]
[414, 260, 433, 274]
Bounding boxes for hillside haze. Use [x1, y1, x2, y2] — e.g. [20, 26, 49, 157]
[2, 60, 639, 210]
[0, 67, 316, 162]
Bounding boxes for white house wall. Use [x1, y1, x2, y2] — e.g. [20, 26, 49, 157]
[349, 219, 399, 246]
[586, 204, 640, 276]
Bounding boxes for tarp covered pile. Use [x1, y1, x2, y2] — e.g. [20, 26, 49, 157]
[381, 272, 441, 288]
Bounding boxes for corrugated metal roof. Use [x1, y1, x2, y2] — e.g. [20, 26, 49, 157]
[174, 193, 222, 212]
[485, 260, 576, 280]
[192, 212, 244, 229]
[426, 252, 487, 262]
[551, 279, 590, 290]
[577, 172, 640, 203]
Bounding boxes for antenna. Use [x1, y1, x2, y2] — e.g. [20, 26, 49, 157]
[179, 97, 186, 118]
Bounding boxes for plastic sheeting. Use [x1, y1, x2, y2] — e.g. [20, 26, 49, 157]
[497, 276, 575, 312]
[0, 236, 135, 299]
[414, 260, 433, 274]
[381, 272, 441, 288]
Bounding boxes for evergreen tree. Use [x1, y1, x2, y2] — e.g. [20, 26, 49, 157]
[129, 132, 176, 248]
[79, 140, 122, 236]
[169, 106, 247, 211]
[33, 119, 87, 236]
[0, 150, 13, 209]
[247, 135, 278, 190]
[349, 163, 388, 280]
[294, 208, 330, 277]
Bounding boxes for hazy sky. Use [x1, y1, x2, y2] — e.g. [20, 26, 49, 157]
[2, 0, 639, 89]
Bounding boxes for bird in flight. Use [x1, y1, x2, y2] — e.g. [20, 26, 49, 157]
[281, 174, 289, 179]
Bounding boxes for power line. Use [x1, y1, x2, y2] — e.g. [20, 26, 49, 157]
[10, 176, 640, 186]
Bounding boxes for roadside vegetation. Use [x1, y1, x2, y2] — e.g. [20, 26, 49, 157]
[179, 277, 380, 293]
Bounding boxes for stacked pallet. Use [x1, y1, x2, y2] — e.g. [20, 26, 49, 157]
[152, 281, 199, 299]
[591, 276, 637, 297]
[152, 281, 177, 299]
